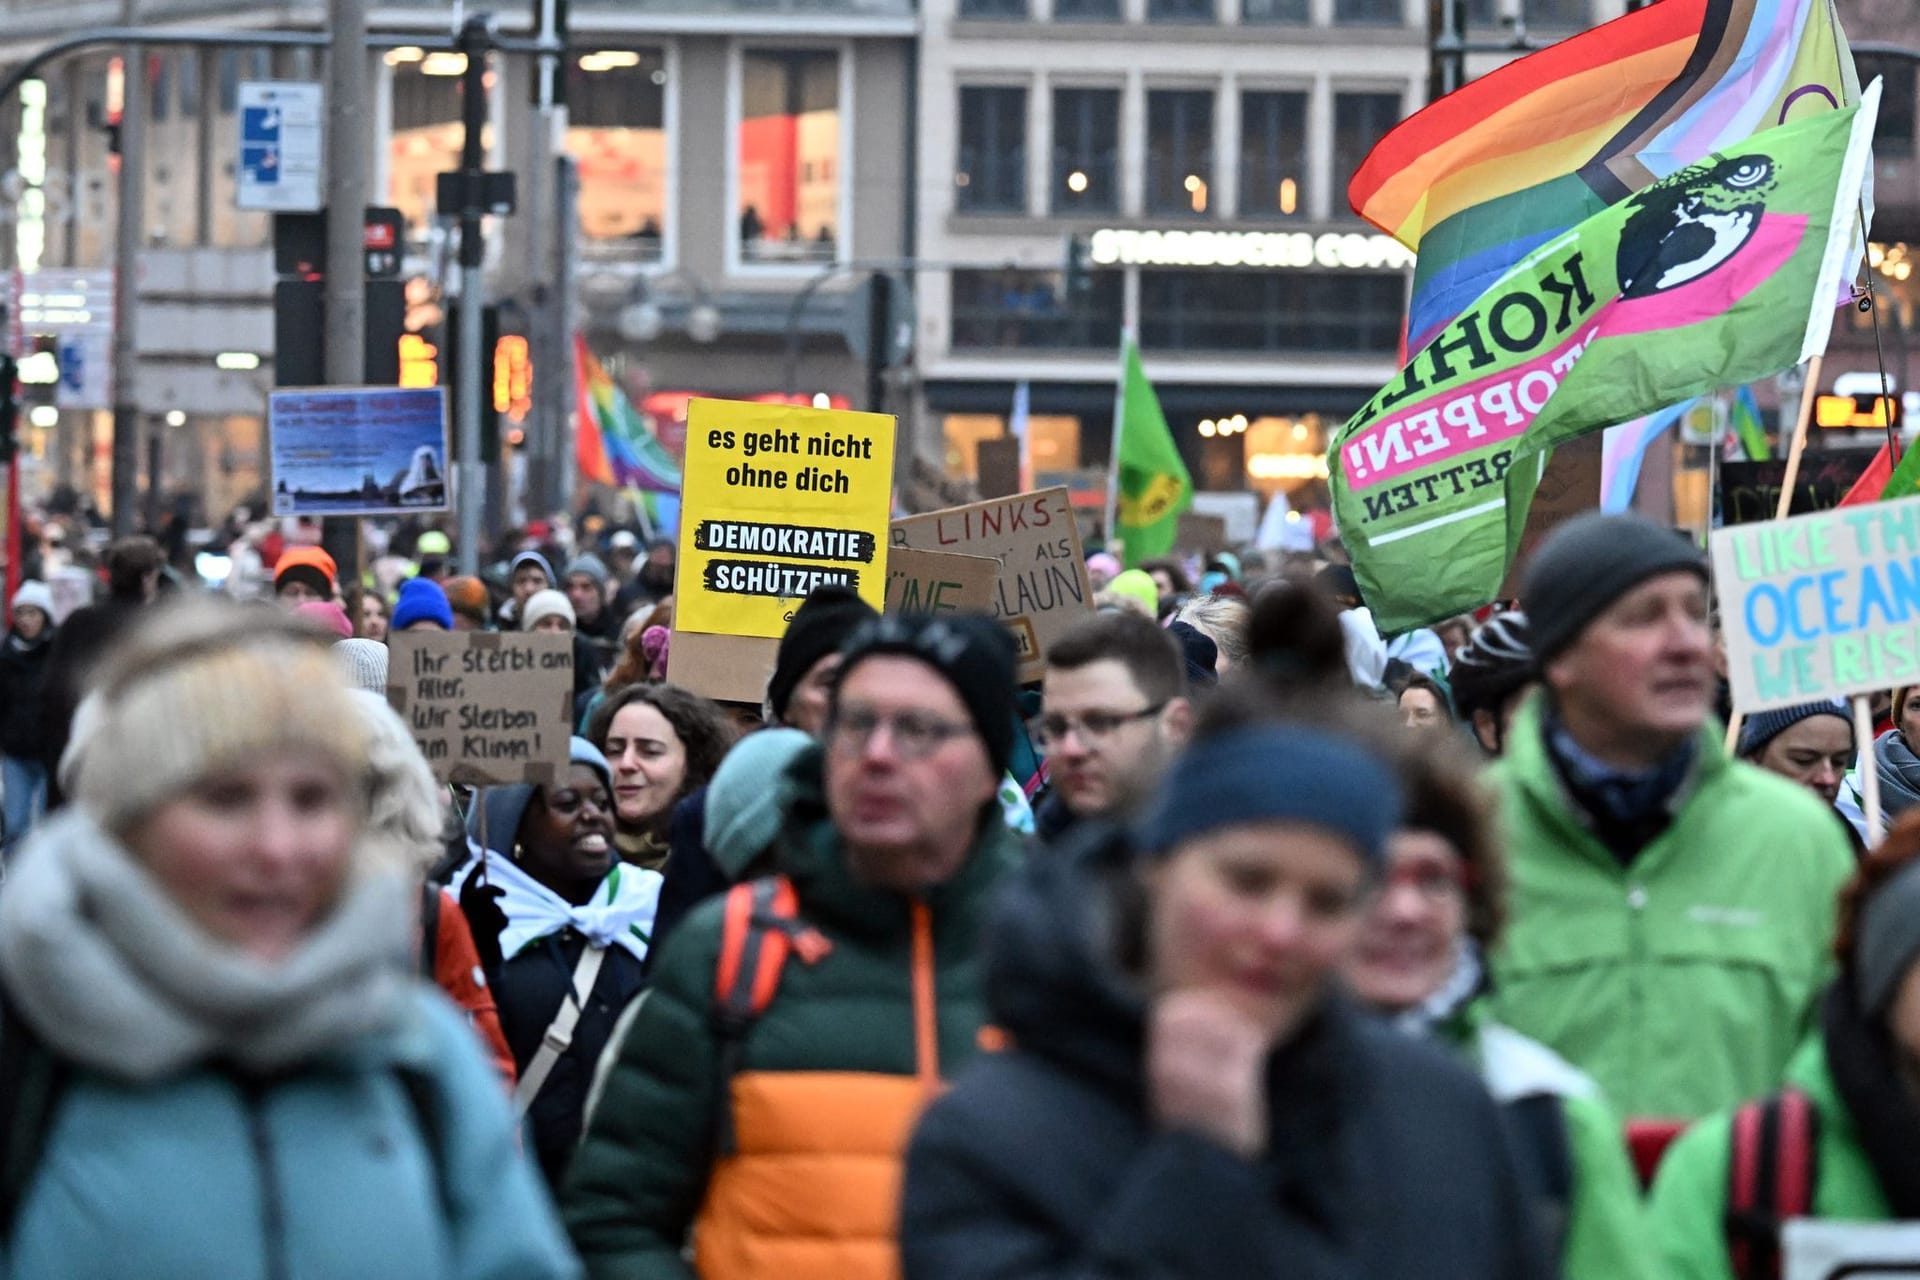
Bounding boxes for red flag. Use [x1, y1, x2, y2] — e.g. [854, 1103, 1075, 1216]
[1837, 443, 1894, 508]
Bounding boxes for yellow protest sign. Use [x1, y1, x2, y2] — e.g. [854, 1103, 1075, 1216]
[676, 398, 896, 638]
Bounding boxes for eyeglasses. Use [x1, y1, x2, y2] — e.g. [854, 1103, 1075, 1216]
[1384, 862, 1466, 901]
[827, 707, 975, 762]
[1036, 703, 1166, 749]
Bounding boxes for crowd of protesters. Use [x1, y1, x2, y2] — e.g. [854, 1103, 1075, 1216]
[1, 503, 1917, 1279]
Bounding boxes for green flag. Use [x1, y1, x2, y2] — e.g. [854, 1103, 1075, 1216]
[1114, 333, 1192, 565]
[1330, 83, 1880, 633]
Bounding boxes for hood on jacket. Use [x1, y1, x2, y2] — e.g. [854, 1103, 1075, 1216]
[468, 737, 614, 856]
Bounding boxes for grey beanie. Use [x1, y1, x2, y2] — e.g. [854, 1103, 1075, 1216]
[1855, 856, 1920, 1017]
[565, 553, 610, 589]
[1736, 700, 1852, 758]
[467, 736, 613, 856]
[704, 728, 813, 878]
[1522, 512, 1707, 665]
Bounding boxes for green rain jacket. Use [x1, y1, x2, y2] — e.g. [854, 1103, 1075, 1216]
[1488, 699, 1855, 1120]
[1649, 1037, 1890, 1280]
[1438, 1002, 1659, 1280]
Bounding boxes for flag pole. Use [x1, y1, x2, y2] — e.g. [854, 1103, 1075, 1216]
[1773, 355, 1823, 522]
[1104, 332, 1127, 555]
[1858, 694, 1884, 847]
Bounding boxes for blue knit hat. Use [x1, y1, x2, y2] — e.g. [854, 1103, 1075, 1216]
[390, 578, 454, 632]
[1137, 725, 1403, 869]
[1736, 700, 1852, 758]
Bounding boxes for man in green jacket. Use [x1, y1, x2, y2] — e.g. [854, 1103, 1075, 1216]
[561, 613, 1023, 1280]
[1488, 512, 1855, 1122]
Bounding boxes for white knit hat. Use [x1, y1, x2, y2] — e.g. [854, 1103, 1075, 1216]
[521, 588, 575, 632]
[334, 638, 390, 695]
[11, 580, 53, 620]
[62, 600, 368, 831]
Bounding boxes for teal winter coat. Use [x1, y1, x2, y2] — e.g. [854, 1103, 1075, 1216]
[2, 990, 581, 1280]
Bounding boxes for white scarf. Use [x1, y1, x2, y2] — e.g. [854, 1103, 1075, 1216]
[455, 844, 660, 964]
[0, 809, 413, 1082]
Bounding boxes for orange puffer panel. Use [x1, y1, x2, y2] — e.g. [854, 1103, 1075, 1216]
[693, 1071, 933, 1280]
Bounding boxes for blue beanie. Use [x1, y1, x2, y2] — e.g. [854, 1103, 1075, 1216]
[1137, 725, 1402, 869]
[390, 578, 454, 631]
[1737, 699, 1852, 758]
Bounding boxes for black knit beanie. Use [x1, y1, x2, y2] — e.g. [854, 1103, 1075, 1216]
[1522, 512, 1707, 666]
[768, 585, 880, 723]
[833, 613, 1017, 775]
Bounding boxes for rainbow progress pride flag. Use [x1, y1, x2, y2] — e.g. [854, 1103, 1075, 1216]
[1351, 0, 1856, 355]
[574, 335, 682, 495]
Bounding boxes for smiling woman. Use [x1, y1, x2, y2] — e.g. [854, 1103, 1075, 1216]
[0, 601, 576, 1279]
[456, 736, 662, 1187]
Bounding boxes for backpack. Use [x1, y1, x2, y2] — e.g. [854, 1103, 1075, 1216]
[1723, 1087, 1820, 1280]
[707, 875, 833, 1155]
[0, 989, 456, 1243]
[1505, 1093, 1574, 1265]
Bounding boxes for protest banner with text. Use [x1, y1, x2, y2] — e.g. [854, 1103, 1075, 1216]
[885, 547, 1001, 617]
[1712, 493, 1920, 714]
[1331, 88, 1880, 633]
[891, 486, 1092, 681]
[387, 630, 573, 785]
[676, 398, 896, 639]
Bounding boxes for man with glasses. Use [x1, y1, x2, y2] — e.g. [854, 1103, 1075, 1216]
[565, 612, 1024, 1280]
[1036, 613, 1192, 841]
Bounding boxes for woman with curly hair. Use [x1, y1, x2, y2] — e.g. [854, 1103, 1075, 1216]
[586, 683, 733, 870]
[1651, 813, 1920, 1279]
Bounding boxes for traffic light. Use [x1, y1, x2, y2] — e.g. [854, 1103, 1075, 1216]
[1064, 234, 1093, 301]
[1815, 393, 1901, 430]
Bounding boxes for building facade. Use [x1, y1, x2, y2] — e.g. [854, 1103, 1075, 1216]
[913, 0, 1626, 518]
[0, 0, 915, 521]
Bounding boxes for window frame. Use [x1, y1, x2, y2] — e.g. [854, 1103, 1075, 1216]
[725, 39, 856, 278]
[1144, 86, 1217, 220]
[955, 84, 1030, 215]
[1237, 86, 1310, 222]
[1050, 84, 1123, 217]
[564, 42, 681, 270]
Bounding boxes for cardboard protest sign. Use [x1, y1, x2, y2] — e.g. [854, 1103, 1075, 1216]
[387, 630, 572, 785]
[665, 631, 779, 708]
[675, 398, 895, 639]
[269, 387, 450, 517]
[891, 486, 1093, 681]
[1784, 1220, 1920, 1280]
[1711, 494, 1920, 714]
[885, 548, 1000, 617]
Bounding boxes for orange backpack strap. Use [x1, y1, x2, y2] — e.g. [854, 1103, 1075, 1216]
[1725, 1088, 1819, 1280]
[709, 876, 828, 1155]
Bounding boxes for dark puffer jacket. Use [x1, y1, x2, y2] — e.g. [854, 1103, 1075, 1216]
[0, 631, 52, 760]
[900, 826, 1554, 1280]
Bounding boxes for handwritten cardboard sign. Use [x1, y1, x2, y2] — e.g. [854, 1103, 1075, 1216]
[885, 547, 1001, 617]
[676, 398, 896, 639]
[891, 486, 1093, 681]
[1718, 445, 1881, 525]
[387, 630, 573, 785]
[1712, 493, 1920, 713]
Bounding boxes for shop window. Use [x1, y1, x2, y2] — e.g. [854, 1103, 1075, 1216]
[957, 86, 1028, 214]
[738, 50, 841, 265]
[1138, 269, 1402, 353]
[1333, 91, 1402, 219]
[950, 268, 1122, 349]
[1146, 89, 1214, 218]
[1240, 91, 1307, 219]
[567, 51, 669, 259]
[1052, 87, 1120, 214]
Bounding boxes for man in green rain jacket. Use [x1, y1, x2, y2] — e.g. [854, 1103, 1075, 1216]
[1487, 513, 1854, 1122]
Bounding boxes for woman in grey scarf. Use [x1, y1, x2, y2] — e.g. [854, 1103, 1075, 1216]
[0, 601, 579, 1279]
